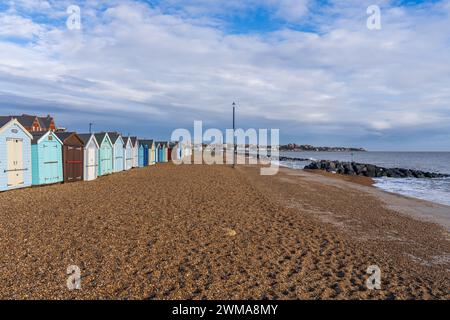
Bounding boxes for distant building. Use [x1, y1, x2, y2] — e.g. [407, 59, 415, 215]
[0, 114, 56, 133]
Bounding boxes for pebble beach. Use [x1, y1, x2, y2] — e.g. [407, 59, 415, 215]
[0, 163, 448, 299]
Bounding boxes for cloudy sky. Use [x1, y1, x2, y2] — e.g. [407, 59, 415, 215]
[0, 0, 449, 150]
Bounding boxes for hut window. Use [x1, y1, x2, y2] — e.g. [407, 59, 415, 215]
[48, 136, 53, 141]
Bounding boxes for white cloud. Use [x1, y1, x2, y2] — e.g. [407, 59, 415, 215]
[0, 0, 449, 148]
[0, 13, 43, 39]
[273, 0, 310, 22]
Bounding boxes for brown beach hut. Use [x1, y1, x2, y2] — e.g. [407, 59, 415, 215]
[55, 132, 85, 183]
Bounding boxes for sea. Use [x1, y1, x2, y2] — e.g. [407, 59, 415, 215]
[278, 151, 450, 206]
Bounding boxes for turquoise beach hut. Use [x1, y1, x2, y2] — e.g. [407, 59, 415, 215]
[95, 133, 113, 176]
[31, 131, 63, 186]
[0, 118, 33, 192]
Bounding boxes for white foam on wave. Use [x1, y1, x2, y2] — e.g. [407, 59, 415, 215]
[277, 159, 450, 207]
[374, 177, 450, 206]
[278, 160, 310, 170]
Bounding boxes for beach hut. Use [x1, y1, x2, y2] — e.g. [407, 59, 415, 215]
[149, 140, 156, 165]
[138, 143, 144, 167]
[122, 136, 133, 171]
[130, 137, 139, 168]
[153, 142, 160, 163]
[0, 118, 33, 192]
[139, 140, 150, 166]
[140, 140, 155, 166]
[157, 141, 169, 163]
[78, 133, 99, 181]
[108, 132, 124, 173]
[31, 131, 63, 186]
[95, 133, 113, 176]
[55, 132, 84, 183]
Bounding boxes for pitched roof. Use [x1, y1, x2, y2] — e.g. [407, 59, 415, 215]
[130, 137, 138, 147]
[122, 136, 132, 146]
[107, 132, 122, 144]
[54, 132, 84, 146]
[0, 116, 12, 128]
[78, 133, 94, 145]
[31, 131, 63, 145]
[37, 115, 54, 128]
[31, 132, 48, 144]
[139, 139, 154, 147]
[15, 114, 37, 127]
[54, 132, 74, 142]
[94, 133, 108, 145]
[5, 114, 55, 130]
[157, 141, 168, 147]
[0, 118, 34, 139]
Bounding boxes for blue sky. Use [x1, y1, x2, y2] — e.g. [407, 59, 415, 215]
[0, 0, 449, 150]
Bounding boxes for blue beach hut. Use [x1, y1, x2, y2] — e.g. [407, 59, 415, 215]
[31, 131, 63, 186]
[139, 140, 155, 166]
[154, 142, 160, 163]
[138, 143, 145, 168]
[0, 118, 33, 191]
[139, 140, 150, 166]
[157, 141, 168, 163]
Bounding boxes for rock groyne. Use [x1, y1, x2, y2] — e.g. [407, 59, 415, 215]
[304, 160, 449, 178]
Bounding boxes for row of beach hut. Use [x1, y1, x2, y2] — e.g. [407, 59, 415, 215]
[0, 118, 179, 192]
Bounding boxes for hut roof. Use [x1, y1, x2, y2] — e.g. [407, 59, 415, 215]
[55, 132, 84, 146]
[31, 132, 47, 144]
[13, 114, 35, 127]
[31, 131, 62, 145]
[4, 114, 55, 129]
[54, 132, 74, 142]
[107, 132, 122, 144]
[94, 133, 109, 145]
[78, 133, 100, 148]
[130, 137, 138, 147]
[77, 133, 93, 145]
[122, 136, 133, 147]
[0, 118, 33, 138]
[0, 116, 12, 128]
[139, 139, 154, 147]
[157, 141, 168, 147]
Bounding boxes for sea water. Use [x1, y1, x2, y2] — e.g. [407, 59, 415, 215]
[279, 151, 450, 206]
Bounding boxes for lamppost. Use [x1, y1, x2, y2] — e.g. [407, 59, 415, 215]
[232, 102, 236, 168]
[89, 123, 93, 134]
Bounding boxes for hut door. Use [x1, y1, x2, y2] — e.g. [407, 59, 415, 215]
[67, 146, 75, 181]
[6, 138, 24, 186]
[87, 146, 96, 178]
